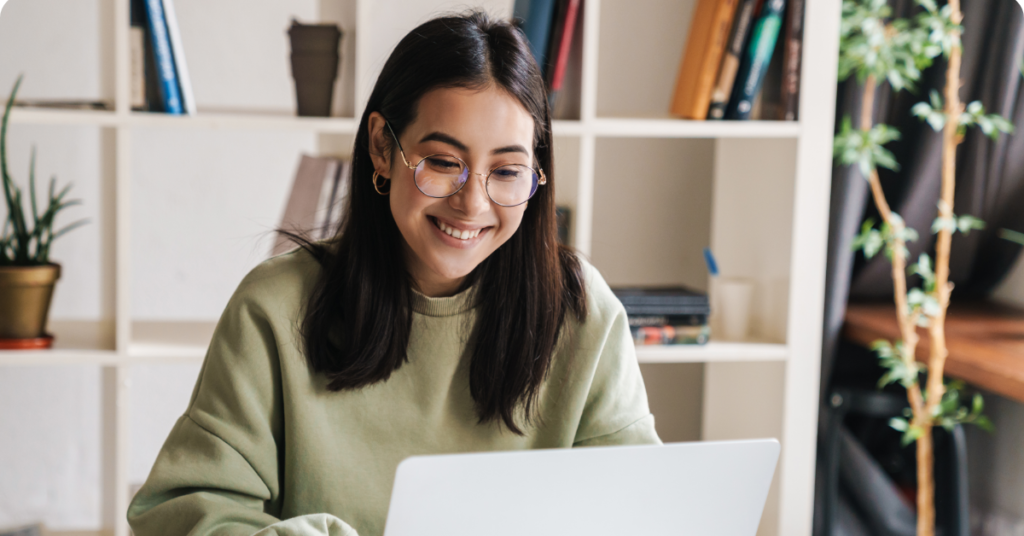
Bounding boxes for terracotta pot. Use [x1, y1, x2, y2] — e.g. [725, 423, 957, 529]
[0, 263, 61, 339]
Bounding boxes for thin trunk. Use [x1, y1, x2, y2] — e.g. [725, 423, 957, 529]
[919, 3, 964, 535]
[860, 76, 926, 417]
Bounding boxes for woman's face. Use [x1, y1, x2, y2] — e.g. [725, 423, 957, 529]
[368, 85, 536, 297]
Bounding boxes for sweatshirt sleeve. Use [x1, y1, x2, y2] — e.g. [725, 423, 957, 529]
[127, 273, 291, 535]
[572, 264, 663, 447]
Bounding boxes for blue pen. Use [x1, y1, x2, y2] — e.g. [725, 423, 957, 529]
[703, 247, 719, 277]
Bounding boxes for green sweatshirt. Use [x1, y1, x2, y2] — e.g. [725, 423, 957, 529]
[127, 245, 661, 536]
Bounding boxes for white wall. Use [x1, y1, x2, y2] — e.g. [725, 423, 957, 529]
[0, 0, 319, 528]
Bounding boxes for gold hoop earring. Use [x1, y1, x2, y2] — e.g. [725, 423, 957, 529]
[372, 171, 391, 195]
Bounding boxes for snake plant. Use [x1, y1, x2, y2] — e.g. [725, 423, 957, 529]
[1, 75, 88, 266]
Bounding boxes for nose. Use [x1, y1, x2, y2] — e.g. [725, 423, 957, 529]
[448, 171, 490, 217]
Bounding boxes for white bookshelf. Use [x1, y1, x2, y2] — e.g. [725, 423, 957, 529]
[0, 0, 841, 535]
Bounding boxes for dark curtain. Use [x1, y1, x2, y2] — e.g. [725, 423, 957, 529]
[821, 0, 1024, 403]
[815, 0, 1024, 534]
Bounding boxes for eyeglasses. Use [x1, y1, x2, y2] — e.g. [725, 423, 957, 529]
[384, 120, 546, 207]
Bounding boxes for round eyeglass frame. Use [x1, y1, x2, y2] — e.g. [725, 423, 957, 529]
[383, 120, 547, 207]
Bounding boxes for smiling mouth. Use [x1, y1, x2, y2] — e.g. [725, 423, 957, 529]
[431, 217, 488, 241]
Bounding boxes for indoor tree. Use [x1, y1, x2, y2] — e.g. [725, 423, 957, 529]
[833, 0, 1010, 534]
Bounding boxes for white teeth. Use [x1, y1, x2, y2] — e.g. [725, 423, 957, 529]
[435, 219, 481, 240]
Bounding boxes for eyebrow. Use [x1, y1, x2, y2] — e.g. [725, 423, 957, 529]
[418, 131, 530, 156]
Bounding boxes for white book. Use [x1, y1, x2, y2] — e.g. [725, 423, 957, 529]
[130, 26, 146, 109]
[272, 155, 341, 257]
[160, 0, 195, 115]
[316, 160, 351, 239]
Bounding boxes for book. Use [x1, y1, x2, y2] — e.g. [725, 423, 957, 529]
[612, 286, 711, 316]
[513, 0, 559, 73]
[725, 0, 786, 120]
[272, 155, 350, 257]
[627, 314, 708, 327]
[130, 26, 146, 109]
[707, 0, 759, 119]
[161, 0, 196, 115]
[316, 160, 351, 240]
[0, 524, 42, 536]
[632, 324, 710, 345]
[780, 0, 804, 121]
[752, 23, 785, 119]
[612, 286, 710, 306]
[555, 205, 571, 245]
[669, 0, 740, 120]
[142, 0, 184, 114]
[545, 0, 581, 108]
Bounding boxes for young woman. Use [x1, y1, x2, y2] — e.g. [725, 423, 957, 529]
[128, 11, 659, 536]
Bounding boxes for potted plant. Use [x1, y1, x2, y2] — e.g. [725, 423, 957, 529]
[0, 75, 88, 349]
[834, 1, 1010, 534]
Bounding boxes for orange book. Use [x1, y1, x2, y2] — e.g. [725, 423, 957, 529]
[670, 0, 740, 119]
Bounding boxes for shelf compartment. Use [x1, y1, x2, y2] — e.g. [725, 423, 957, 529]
[129, 320, 215, 360]
[636, 341, 788, 363]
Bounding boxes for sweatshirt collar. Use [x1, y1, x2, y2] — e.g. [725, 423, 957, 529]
[410, 284, 479, 317]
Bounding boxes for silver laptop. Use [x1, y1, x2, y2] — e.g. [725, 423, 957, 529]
[383, 438, 780, 536]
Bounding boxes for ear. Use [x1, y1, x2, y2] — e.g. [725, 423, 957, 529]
[367, 111, 393, 179]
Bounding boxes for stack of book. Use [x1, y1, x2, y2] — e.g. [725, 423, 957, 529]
[669, 0, 804, 121]
[270, 155, 352, 257]
[130, 0, 195, 114]
[612, 287, 711, 346]
[512, 0, 582, 116]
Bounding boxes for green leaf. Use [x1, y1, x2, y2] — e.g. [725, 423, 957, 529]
[889, 417, 909, 432]
[957, 215, 985, 234]
[975, 415, 995, 433]
[902, 424, 925, 446]
[909, 252, 936, 292]
[932, 216, 957, 234]
[1000, 228, 1024, 246]
[871, 339, 894, 358]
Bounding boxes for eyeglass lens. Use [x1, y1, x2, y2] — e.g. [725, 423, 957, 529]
[413, 155, 539, 206]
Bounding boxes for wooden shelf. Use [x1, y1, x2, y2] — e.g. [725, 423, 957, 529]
[844, 301, 1024, 404]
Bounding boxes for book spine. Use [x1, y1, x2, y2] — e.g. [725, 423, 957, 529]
[130, 27, 146, 109]
[549, 0, 580, 92]
[160, 0, 195, 115]
[780, 0, 804, 121]
[725, 0, 785, 120]
[617, 295, 709, 306]
[670, 0, 740, 119]
[707, 0, 758, 119]
[631, 325, 710, 345]
[517, 0, 558, 72]
[627, 314, 708, 327]
[622, 304, 710, 316]
[143, 0, 183, 114]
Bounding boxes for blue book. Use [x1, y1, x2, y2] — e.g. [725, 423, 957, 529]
[725, 0, 786, 120]
[513, 0, 558, 72]
[143, 0, 183, 114]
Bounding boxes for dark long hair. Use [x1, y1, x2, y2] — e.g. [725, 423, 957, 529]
[278, 11, 587, 434]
